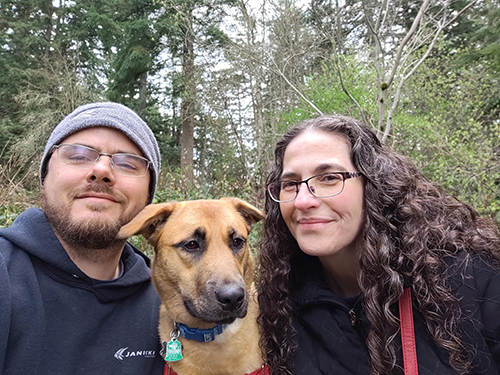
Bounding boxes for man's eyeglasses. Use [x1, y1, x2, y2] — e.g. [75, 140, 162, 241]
[50, 144, 151, 177]
[267, 172, 362, 203]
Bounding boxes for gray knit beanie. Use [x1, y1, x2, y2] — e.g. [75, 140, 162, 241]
[40, 102, 161, 204]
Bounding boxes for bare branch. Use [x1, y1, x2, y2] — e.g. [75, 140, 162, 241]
[442, 0, 478, 29]
[268, 55, 323, 116]
[385, 0, 430, 88]
[380, 0, 479, 142]
[362, 1, 384, 83]
[331, 43, 370, 125]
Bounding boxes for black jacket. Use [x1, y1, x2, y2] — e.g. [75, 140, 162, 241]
[0, 208, 165, 374]
[291, 254, 500, 374]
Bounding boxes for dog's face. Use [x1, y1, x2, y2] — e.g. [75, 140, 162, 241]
[118, 198, 264, 327]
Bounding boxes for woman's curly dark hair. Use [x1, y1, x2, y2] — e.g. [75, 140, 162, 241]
[257, 115, 500, 375]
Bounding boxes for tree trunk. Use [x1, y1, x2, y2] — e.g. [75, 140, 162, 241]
[136, 71, 147, 117]
[180, 7, 195, 184]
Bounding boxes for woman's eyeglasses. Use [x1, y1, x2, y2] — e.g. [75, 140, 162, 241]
[267, 172, 362, 203]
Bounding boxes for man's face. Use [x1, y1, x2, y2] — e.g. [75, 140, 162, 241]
[42, 126, 151, 251]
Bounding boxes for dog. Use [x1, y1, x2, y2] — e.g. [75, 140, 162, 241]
[118, 198, 266, 375]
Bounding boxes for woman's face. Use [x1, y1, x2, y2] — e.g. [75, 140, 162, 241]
[279, 130, 365, 262]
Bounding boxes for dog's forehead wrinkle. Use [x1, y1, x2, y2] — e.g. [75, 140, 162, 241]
[171, 227, 206, 246]
[228, 226, 247, 238]
[191, 201, 245, 222]
[193, 227, 206, 239]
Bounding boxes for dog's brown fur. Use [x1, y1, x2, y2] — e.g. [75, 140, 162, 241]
[118, 198, 265, 375]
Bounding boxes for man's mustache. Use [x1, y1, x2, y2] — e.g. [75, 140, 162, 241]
[70, 184, 126, 205]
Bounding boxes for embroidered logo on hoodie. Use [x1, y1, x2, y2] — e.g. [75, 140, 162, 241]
[114, 347, 156, 361]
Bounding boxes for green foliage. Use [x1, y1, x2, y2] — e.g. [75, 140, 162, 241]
[279, 56, 377, 132]
[127, 234, 155, 259]
[0, 117, 25, 161]
[7, 52, 99, 190]
[449, 1, 500, 77]
[396, 114, 500, 219]
[0, 199, 37, 228]
[0, 166, 39, 228]
[0, 0, 52, 161]
[395, 55, 500, 221]
[106, 1, 162, 105]
[143, 105, 181, 166]
[154, 165, 260, 207]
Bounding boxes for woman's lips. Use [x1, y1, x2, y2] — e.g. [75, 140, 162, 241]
[297, 218, 333, 229]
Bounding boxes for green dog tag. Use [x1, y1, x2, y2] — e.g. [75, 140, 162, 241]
[163, 338, 183, 362]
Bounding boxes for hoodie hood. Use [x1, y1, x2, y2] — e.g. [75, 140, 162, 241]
[0, 207, 153, 302]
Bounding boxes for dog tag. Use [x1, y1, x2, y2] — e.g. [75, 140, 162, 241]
[163, 338, 183, 362]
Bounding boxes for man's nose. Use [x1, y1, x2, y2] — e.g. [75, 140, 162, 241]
[87, 155, 116, 184]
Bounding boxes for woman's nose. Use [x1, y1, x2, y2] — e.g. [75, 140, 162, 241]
[294, 182, 320, 210]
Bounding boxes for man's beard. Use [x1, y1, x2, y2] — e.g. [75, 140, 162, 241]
[41, 184, 135, 264]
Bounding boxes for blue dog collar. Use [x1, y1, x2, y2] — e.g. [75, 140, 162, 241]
[176, 322, 228, 343]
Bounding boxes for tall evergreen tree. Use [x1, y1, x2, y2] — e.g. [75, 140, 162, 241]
[157, 0, 236, 184]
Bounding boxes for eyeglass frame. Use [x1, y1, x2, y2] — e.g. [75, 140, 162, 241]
[266, 171, 363, 203]
[50, 143, 151, 177]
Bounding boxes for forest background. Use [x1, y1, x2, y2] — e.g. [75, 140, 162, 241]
[0, 0, 499, 251]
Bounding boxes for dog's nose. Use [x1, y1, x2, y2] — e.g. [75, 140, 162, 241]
[215, 284, 245, 311]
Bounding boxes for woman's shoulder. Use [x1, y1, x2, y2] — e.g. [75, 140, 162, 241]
[445, 252, 499, 274]
[444, 252, 500, 300]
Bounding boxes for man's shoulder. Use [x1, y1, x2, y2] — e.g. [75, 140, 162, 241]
[0, 207, 47, 237]
[0, 208, 62, 258]
[124, 241, 152, 267]
[0, 225, 32, 261]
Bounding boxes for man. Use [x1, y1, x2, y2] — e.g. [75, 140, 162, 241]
[0, 102, 165, 374]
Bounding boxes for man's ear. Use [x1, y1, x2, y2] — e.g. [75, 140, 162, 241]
[117, 202, 177, 246]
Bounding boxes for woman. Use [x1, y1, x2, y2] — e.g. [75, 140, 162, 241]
[258, 115, 500, 375]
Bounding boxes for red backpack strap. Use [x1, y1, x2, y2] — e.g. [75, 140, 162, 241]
[399, 287, 418, 374]
[247, 364, 270, 375]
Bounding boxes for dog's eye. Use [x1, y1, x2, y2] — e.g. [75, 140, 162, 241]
[232, 237, 246, 249]
[183, 240, 200, 251]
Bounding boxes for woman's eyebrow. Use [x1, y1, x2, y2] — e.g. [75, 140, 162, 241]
[280, 163, 348, 180]
[280, 171, 300, 180]
[314, 163, 347, 173]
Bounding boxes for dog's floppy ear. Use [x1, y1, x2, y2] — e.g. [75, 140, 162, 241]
[220, 197, 264, 227]
[117, 202, 177, 245]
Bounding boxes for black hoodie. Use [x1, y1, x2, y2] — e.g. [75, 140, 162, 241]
[0, 208, 165, 374]
[291, 252, 500, 374]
